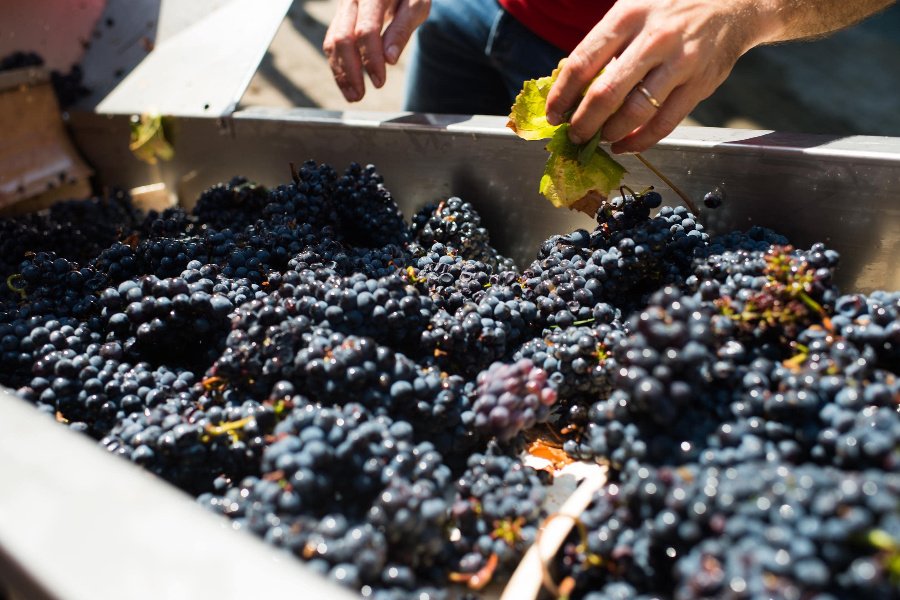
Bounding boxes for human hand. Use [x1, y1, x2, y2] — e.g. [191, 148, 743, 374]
[324, 0, 431, 103]
[545, 0, 774, 153]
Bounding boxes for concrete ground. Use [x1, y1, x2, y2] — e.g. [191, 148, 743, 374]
[241, 0, 409, 113]
[242, 1, 900, 137]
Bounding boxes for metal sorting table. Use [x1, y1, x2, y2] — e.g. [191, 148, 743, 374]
[67, 108, 900, 293]
[2, 109, 900, 598]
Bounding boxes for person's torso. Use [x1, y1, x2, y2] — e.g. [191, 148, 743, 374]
[497, 0, 617, 52]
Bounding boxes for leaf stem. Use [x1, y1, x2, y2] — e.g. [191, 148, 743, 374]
[577, 131, 603, 167]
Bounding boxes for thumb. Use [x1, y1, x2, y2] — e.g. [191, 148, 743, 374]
[382, 0, 430, 64]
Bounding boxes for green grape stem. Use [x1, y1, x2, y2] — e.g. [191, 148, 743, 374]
[6, 274, 27, 300]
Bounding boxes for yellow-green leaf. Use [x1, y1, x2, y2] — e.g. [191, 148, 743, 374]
[129, 114, 174, 165]
[508, 62, 626, 211]
[539, 125, 626, 209]
[506, 63, 563, 141]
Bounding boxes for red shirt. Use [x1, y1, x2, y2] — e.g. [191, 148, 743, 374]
[498, 0, 616, 53]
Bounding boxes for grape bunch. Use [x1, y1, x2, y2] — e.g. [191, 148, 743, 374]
[2, 162, 899, 599]
[448, 443, 550, 585]
[467, 358, 558, 442]
[554, 460, 900, 599]
[199, 403, 452, 589]
[411, 196, 514, 272]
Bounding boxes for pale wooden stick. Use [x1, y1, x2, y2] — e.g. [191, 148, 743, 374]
[500, 465, 607, 600]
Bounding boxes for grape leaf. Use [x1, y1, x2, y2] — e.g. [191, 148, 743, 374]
[130, 114, 174, 165]
[507, 62, 626, 213]
[506, 66, 561, 141]
[539, 125, 626, 210]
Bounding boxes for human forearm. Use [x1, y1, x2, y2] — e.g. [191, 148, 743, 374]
[545, 0, 897, 155]
[756, 0, 895, 44]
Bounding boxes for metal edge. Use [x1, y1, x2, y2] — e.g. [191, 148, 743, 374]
[64, 108, 900, 293]
[0, 387, 357, 600]
[233, 107, 900, 163]
[0, 542, 58, 600]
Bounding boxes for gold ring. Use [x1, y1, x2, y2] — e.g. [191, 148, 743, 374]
[636, 84, 661, 109]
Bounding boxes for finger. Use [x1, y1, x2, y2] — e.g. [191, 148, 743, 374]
[324, 1, 365, 101]
[545, 20, 629, 126]
[600, 63, 679, 144]
[566, 39, 660, 145]
[382, 0, 430, 65]
[610, 84, 698, 153]
[355, 0, 390, 88]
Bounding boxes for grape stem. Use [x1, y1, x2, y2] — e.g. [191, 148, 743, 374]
[634, 153, 700, 215]
[448, 552, 499, 590]
[6, 274, 27, 300]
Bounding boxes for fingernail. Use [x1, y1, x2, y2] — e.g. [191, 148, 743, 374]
[371, 73, 383, 88]
[546, 111, 561, 126]
[343, 87, 360, 102]
[568, 131, 583, 145]
[386, 45, 400, 63]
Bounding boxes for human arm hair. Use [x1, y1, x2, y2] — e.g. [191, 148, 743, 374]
[758, 0, 895, 43]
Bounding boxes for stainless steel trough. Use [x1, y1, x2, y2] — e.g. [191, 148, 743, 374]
[67, 108, 900, 293]
[2, 108, 899, 599]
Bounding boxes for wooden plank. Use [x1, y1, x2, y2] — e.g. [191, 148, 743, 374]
[0, 72, 93, 211]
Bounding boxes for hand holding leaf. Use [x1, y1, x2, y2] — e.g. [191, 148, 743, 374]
[507, 61, 626, 216]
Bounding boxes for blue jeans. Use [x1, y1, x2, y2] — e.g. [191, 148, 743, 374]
[404, 0, 567, 115]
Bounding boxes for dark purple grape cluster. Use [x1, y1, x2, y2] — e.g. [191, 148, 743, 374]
[0, 50, 43, 71]
[2, 161, 899, 598]
[521, 195, 708, 325]
[449, 443, 549, 580]
[332, 163, 410, 248]
[0, 50, 90, 108]
[411, 196, 515, 272]
[275, 270, 434, 350]
[0, 190, 139, 276]
[2, 252, 108, 320]
[97, 269, 237, 368]
[421, 281, 541, 376]
[690, 243, 840, 344]
[512, 319, 625, 427]
[0, 312, 90, 389]
[102, 389, 275, 494]
[199, 403, 453, 589]
[832, 290, 900, 369]
[191, 176, 270, 231]
[554, 460, 900, 599]
[287, 234, 411, 279]
[412, 242, 494, 312]
[467, 358, 558, 442]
